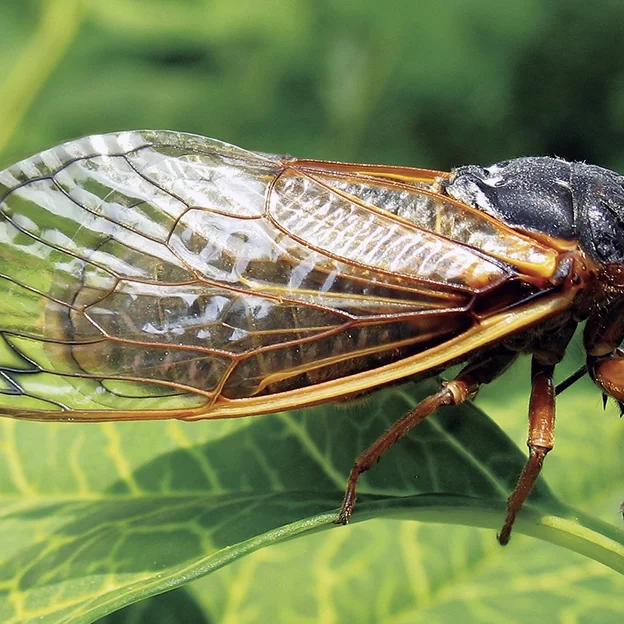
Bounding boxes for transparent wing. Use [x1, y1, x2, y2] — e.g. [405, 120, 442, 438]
[0, 131, 564, 420]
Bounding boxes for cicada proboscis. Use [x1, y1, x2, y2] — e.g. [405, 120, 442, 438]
[1, 131, 622, 543]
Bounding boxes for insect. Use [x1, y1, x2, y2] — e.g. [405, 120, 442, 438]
[0, 130, 622, 544]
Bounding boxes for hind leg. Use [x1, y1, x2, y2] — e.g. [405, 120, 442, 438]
[337, 347, 518, 526]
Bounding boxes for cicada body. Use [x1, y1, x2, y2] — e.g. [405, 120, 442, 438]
[1, 131, 622, 543]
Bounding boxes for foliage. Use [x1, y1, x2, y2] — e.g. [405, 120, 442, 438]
[0, 1, 623, 622]
[0, 380, 622, 623]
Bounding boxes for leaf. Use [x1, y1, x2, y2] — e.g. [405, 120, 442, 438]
[0, 4, 623, 621]
[0, 378, 621, 623]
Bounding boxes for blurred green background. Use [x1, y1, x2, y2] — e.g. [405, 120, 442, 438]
[2, 0, 624, 171]
[0, 1, 623, 622]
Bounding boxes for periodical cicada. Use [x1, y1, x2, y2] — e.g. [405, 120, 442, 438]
[1, 131, 622, 543]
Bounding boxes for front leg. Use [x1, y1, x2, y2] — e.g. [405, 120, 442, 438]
[587, 350, 624, 521]
[584, 292, 624, 406]
[584, 303, 624, 522]
[588, 350, 624, 406]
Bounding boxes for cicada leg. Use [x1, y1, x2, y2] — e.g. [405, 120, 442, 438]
[499, 360, 555, 545]
[588, 351, 624, 405]
[584, 302, 624, 520]
[588, 348, 624, 520]
[336, 347, 518, 527]
[584, 288, 624, 405]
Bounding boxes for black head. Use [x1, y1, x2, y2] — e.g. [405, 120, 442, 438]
[445, 156, 624, 265]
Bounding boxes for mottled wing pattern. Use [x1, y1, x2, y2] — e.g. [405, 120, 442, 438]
[0, 131, 562, 420]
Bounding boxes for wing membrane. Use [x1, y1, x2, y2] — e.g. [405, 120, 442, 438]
[269, 169, 508, 289]
[0, 131, 567, 420]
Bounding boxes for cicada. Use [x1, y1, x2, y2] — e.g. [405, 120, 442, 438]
[1, 131, 622, 543]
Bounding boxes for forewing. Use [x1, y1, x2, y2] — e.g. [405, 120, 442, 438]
[0, 132, 563, 420]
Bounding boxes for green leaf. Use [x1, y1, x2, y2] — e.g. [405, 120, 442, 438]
[0, 3, 623, 621]
[0, 377, 621, 623]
